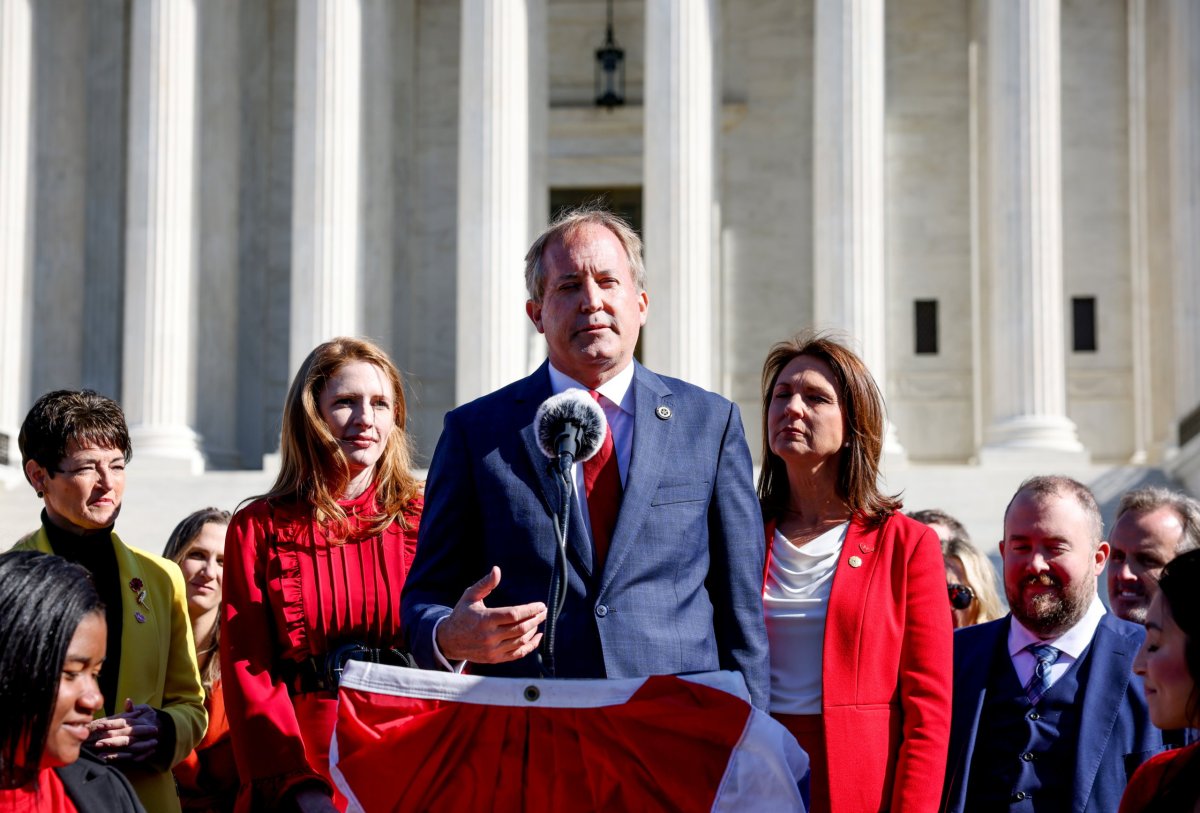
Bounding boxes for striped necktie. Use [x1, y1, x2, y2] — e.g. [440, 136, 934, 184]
[1025, 643, 1061, 705]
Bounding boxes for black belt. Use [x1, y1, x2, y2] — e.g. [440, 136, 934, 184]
[284, 641, 417, 695]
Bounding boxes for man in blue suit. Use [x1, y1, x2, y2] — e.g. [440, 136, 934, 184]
[401, 208, 769, 708]
[942, 476, 1163, 813]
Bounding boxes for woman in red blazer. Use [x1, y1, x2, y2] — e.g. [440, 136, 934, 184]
[759, 331, 952, 812]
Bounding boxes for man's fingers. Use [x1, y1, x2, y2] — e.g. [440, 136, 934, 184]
[509, 631, 543, 661]
[458, 566, 502, 606]
[486, 602, 547, 625]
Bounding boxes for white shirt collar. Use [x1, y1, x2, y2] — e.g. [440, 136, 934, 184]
[1007, 592, 1107, 660]
[547, 361, 635, 415]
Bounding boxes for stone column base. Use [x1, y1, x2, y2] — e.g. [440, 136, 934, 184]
[980, 415, 1089, 466]
[129, 425, 206, 475]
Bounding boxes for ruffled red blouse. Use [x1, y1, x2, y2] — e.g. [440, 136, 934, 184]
[221, 486, 422, 811]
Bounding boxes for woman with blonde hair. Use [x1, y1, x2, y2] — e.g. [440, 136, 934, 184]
[222, 338, 423, 813]
[759, 330, 952, 812]
[163, 508, 237, 812]
[942, 536, 1005, 629]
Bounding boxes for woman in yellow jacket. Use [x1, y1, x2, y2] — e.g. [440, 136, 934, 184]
[13, 389, 207, 813]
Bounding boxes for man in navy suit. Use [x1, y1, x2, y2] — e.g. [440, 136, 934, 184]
[942, 475, 1163, 813]
[401, 208, 769, 708]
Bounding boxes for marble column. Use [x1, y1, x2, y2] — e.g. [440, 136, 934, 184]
[456, 0, 531, 404]
[812, 0, 902, 456]
[981, 0, 1085, 460]
[1168, 0, 1200, 425]
[642, 0, 716, 390]
[290, 0, 362, 374]
[122, 0, 205, 472]
[0, 0, 32, 467]
[1127, 0, 1151, 463]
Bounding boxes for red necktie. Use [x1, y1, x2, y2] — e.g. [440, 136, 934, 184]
[583, 390, 622, 568]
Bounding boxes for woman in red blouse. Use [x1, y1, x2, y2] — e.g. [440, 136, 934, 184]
[221, 338, 423, 813]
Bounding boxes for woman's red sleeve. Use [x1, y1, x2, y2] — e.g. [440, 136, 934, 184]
[220, 503, 331, 810]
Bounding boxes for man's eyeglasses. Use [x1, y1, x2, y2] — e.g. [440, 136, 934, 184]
[947, 583, 974, 610]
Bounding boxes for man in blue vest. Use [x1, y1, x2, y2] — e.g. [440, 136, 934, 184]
[943, 475, 1163, 813]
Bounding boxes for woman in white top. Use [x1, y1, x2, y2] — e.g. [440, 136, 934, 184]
[759, 330, 952, 813]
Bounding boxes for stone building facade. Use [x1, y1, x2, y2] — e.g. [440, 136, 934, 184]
[1, 0, 1198, 494]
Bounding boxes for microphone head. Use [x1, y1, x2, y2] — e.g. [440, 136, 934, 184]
[534, 389, 607, 462]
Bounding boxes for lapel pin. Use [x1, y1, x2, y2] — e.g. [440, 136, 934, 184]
[655, 405, 672, 420]
[858, 542, 875, 554]
[848, 555, 863, 568]
[134, 612, 146, 624]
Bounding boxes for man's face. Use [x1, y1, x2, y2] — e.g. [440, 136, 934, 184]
[1107, 506, 1185, 624]
[1000, 490, 1108, 639]
[526, 223, 648, 389]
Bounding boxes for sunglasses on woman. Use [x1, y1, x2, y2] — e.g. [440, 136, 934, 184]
[947, 583, 974, 610]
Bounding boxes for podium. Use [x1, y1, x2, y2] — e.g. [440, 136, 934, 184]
[330, 663, 808, 812]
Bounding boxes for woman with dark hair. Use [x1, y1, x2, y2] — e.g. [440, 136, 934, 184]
[0, 551, 144, 812]
[14, 390, 206, 813]
[759, 331, 952, 812]
[1121, 549, 1200, 813]
[222, 337, 423, 813]
[163, 508, 236, 812]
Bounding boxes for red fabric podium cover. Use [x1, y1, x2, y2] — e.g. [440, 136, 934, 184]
[331, 664, 807, 812]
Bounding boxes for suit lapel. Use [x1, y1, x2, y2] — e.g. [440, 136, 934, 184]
[517, 363, 594, 577]
[945, 618, 1008, 813]
[1072, 615, 1134, 813]
[110, 532, 155, 716]
[821, 517, 882, 704]
[600, 363, 672, 589]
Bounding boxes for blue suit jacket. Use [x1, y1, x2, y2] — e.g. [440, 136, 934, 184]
[942, 612, 1163, 813]
[401, 361, 770, 708]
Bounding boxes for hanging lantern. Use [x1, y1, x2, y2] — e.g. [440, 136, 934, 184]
[595, 0, 625, 110]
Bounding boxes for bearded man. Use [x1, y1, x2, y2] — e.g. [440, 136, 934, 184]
[942, 476, 1163, 813]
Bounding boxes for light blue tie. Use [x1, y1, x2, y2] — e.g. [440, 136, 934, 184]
[1025, 643, 1061, 705]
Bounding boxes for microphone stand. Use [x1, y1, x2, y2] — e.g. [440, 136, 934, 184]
[539, 457, 574, 677]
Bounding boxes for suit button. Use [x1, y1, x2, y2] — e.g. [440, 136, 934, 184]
[1028, 711, 1040, 721]
[1020, 752, 1034, 762]
[595, 604, 608, 617]
[1012, 791, 1028, 802]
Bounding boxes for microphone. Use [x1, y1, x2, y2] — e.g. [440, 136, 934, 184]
[534, 390, 607, 477]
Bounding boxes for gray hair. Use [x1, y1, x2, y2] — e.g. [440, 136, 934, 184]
[523, 205, 646, 303]
[1115, 486, 1200, 555]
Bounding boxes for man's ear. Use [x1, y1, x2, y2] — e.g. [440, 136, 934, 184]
[526, 300, 545, 334]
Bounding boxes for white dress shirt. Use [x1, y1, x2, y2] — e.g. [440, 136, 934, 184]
[546, 361, 635, 539]
[1007, 594, 1107, 692]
